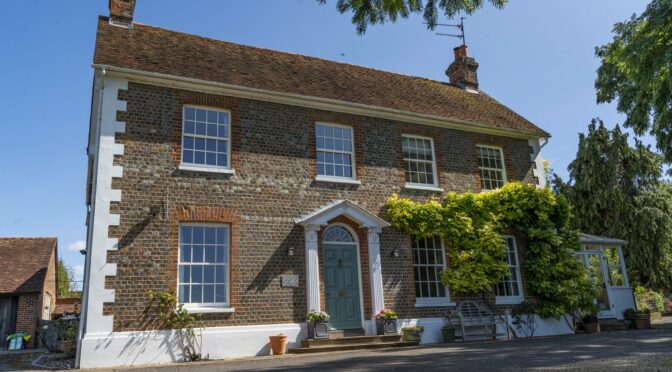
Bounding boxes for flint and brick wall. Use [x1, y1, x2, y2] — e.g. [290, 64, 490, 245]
[105, 82, 536, 331]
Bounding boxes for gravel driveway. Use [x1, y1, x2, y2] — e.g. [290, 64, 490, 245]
[114, 327, 672, 372]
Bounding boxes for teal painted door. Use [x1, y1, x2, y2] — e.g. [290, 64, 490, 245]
[323, 243, 362, 330]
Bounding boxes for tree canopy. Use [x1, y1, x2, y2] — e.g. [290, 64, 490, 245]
[319, 0, 507, 34]
[57, 259, 80, 298]
[595, 0, 672, 167]
[554, 119, 672, 289]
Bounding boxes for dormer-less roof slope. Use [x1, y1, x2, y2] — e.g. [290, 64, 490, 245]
[0, 238, 57, 295]
[93, 17, 548, 137]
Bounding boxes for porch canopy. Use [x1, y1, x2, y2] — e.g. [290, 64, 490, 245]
[295, 200, 390, 318]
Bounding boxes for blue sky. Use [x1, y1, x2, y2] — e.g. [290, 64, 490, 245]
[0, 0, 651, 278]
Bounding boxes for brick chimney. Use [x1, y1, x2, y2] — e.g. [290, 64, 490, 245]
[109, 0, 136, 28]
[446, 45, 479, 92]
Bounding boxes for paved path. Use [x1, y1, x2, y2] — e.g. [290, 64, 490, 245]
[112, 328, 672, 372]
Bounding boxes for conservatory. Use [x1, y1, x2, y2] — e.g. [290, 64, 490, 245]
[577, 233, 636, 320]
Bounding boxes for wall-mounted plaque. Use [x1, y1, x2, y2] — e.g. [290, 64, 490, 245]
[281, 275, 299, 288]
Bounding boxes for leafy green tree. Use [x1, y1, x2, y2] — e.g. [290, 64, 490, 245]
[319, 0, 507, 34]
[554, 119, 672, 289]
[595, 0, 672, 166]
[57, 259, 79, 298]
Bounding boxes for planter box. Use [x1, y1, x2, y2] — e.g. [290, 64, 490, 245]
[442, 327, 456, 343]
[634, 315, 649, 330]
[307, 321, 330, 339]
[583, 322, 600, 334]
[401, 329, 423, 342]
[376, 318, 398, 335]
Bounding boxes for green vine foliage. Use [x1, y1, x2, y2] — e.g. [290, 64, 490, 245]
[386, 182, 596, 319]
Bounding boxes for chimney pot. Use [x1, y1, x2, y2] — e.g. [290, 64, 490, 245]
[453, 45, 468, 60]
[109, 0, 136, 28]
[446, 45, 479, 93]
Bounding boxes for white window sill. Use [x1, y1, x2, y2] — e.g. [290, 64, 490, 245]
[404, 184, 444, 192]
[314, 176, 361, 185]
[184, 306, 235, 314]
[495, 297, 523, 305]
[178, 164, 235, 175]
[415, 299, 455, 308]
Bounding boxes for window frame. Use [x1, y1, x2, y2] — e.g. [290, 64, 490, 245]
[401, 134, 440, 189]
[179, 105, 234, 174]
[314, 122, 358, 183]
[476, 144, 508, 191]
[495, 235, 524, 305]
[603, 246, 629, 288]
[411, 235, 453, 307]
[177, 223, 233, 313]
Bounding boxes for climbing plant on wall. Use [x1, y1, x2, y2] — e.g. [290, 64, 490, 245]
[386, 182, 595, 318]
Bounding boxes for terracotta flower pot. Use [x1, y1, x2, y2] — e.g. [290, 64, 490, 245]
[269, 335, 288, 355]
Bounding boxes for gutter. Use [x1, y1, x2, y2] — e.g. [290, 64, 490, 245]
[92, 64, 550, 141]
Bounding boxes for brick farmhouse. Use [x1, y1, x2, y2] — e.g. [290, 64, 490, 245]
[78, 1, 556, 368]
[0, 238, 58, 349]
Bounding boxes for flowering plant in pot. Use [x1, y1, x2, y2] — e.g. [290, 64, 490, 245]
[400, 325, 424, 342]
[374, 308, 399, 335]
[306, 310, 330, 339]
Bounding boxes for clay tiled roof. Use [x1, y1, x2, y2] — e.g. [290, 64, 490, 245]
[0, 238, 57, 295]
[93, 17, 548, 136]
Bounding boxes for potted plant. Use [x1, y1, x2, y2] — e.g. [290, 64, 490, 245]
[623, 308, 636, 329]
[400, 325, 424, 342]
[269, 333, 288, 355]
[375, 308, 399, 335]
[581, 305, 600, 333]
[442, 325, 456, 343]
[306, 310, 330, 339]
[634, 308, 651, 330]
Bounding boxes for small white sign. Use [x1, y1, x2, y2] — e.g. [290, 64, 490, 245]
[281, 275, 299, 288]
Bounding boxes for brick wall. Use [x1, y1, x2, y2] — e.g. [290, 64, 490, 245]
[15, 294, 39, 348]
[105, 82, 537, 331]
[42, 248, 57, 320]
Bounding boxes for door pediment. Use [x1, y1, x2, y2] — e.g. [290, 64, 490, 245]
[294, 200, 390, 229]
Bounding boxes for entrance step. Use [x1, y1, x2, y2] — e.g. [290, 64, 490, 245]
[598, 318, 630, 332]
[329, 329, 365, 339]
[290, 335, 419, 354]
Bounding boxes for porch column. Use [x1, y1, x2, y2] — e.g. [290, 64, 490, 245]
[367, 227, 385, 317]
[305, 224, 321, 313]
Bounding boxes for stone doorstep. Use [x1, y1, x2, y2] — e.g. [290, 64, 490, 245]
[329, 329, 366, 338]
[301, 334, 404, 348]
[597, 318, 630, 332]
[290, 340, 420, 354]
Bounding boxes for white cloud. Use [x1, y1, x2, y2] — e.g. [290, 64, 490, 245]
[67, 240, 86, 252]
[73, 264, 84, 281]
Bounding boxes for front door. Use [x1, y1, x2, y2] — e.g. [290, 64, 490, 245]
[323, 243, 362, 330]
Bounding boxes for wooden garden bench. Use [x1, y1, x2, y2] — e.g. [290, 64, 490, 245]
[447, 301, 510, 342]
